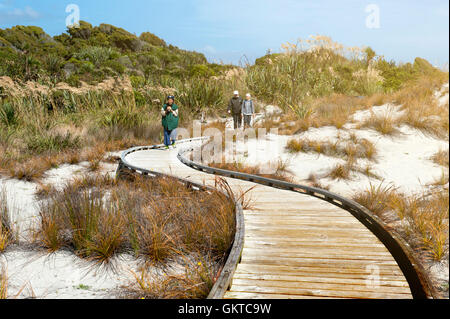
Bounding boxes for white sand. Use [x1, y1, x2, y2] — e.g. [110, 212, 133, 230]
[0, 158, 143, 299]
[0, 250, 140, 299]
[225, 86, 449, 197]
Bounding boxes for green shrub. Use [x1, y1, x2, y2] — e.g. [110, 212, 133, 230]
[97, 107, 144, 129]
[176, 79, 224, 115]
[189, 64, 216, 78]
[26, 131, 81, 154]
[139, 32, 166, 47]
[0, 102, 16, 126]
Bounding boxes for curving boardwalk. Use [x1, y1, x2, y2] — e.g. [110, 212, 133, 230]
[123, 140, 414, 299]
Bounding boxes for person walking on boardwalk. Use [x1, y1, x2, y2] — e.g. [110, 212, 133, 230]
[161, 95, 179, 149]
[242, 93, 255, 129]
[228, 90, 243, 129]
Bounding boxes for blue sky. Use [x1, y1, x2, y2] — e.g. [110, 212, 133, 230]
[0, 0, 448, 66]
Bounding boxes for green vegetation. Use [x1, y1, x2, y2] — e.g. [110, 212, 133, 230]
[0, 22, 232, 84]
[0, 189, 14, 253]
[246, 36, 447, 118]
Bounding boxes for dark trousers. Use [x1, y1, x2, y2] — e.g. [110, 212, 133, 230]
[232, 113, 242, 129]
[243, 115, 252, 128]
[163, 128, 176, 146]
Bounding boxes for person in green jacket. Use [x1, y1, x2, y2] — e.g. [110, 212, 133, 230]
[161, 95, 179, 149]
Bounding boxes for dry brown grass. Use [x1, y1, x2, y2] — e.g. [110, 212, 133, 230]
[431, 149, 449, 167]
[128, 256, 218, 299]
[394, 76, 449, 138]
[0, 266, 7, 299]
[208, 158, 293, 183]
[254, 75, 448, 141]
[307, 173, 330, 190]
[256, 94, 385, 135]
[326, 162, 352, 180]
[286, 136, 377, 161]
[359, 112, 401, 136]
[353, 184, 449, 261]
[0, 189, 14, 253]
[35, 174, 236, 267]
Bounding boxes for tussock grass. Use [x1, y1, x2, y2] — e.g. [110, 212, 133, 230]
[36, 174, 236, 266]
[352, 184, 398, 216]
[208, 158, 293, 183]
[353, 184, 449, 261]
[286, 136, 377, 161]
[35, 173, 236, 299]
[0, 266, 7, 299]
[307, 173, 330, 190]
[0, 189, 14, 253]
[431, 149, 449, 167]
[359, 112, 401, 136]
[326, 162, 352, 180]
[129, 256, 217, 299]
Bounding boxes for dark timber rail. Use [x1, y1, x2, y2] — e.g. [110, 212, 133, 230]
[119, 137, 436, 299]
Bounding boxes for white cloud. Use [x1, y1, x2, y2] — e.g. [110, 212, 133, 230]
[0, 5, 40, 24]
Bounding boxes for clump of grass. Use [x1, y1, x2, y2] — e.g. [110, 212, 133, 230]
[7, 160, 48, 181]
[36, 174, 236, 267]
[353, 184, 449, 261]
[0, 266, 7, 299]
[0, 189, 14, 253]
[431, 171, 449, 187]
[208, 158, 293, 183]
[359, 113, 400, 136]
[394, 75, 449, 138]
[390, 190, 449, 261]
[327, 162, 352, 180]
[307, 173, 330, 190]
[25, 131, 81, 154]
[431, 149, 449, 167]
[352, 183, 398, 216]
[129, 256, 217, 299]
[286, 136, 377, 161]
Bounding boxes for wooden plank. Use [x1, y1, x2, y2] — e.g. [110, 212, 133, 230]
[231, 278, 411, 294]
[244, 224, 376, 233]
[224, 291, 340, 299]
[244, 228, 379, 239]
[228, 285, 412, 299]
[241, 247, 394, 258]
[242, 240, 389, 251]
[241, 251, 397, 263]
[244, 216, 362, 224]
[232, 273, 409, 287]
[243, 235, 383, 245]
[244, 211, 355, 217]
[240, 256, 399, 268]
[235, 264, 405, 278]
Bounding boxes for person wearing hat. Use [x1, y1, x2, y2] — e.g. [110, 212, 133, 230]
[242, 93, 255, 129]
[161, 95, 179, 149]
[227, 90, 243, 129]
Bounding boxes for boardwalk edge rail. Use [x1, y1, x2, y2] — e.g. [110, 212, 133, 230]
[118, 137, 245, 300]
[120, 137, 437, 299]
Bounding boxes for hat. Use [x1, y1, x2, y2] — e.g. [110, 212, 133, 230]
[246, 93, 251, 98]
[233, 90, 239, 95]
[167, 95, 175, 101]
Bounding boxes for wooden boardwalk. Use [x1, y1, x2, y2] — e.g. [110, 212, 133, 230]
[124, 144, 413, 299]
